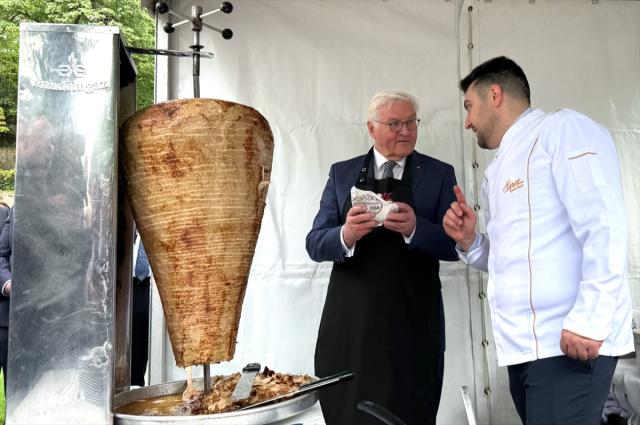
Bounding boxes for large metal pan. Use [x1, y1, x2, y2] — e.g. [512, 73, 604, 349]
[114, 376, 318, 425]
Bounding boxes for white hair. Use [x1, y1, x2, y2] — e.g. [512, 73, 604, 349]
[366, 91, 420, 122]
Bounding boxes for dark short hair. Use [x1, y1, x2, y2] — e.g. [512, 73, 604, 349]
[460, 56, 531, 104]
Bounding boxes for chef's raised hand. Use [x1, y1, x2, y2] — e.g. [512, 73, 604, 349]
[342, 206, 377, 248]
[443, 185, 477, 251]
[560, 330, 603, 361]
[384, 202, 416, 237]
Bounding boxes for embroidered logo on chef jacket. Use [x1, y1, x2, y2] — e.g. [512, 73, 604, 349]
[503, 178, 524, 194]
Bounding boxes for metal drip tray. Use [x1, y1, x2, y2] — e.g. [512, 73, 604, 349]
[114, 377, 319, 425]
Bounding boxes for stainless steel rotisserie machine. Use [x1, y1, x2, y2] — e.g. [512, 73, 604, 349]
[8, 23, 138, 424]
[9, 11, 327, 425]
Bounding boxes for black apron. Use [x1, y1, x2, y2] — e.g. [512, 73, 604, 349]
[315, 148, 443, 425]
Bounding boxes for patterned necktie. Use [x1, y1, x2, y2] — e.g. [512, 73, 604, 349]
[135, 240, 150, 281]
[382, 161, 397, 179]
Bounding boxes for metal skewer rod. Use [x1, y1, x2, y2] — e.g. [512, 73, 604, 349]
[200, 9, 222, 20]
[127, 47, 214, 58]
[203, 364, 211, 395]
[165, 9, 192, 25]
[191, 5, 202, 99]
[170, 18, 190, 28]
[193, 30, 200, 98]
[176, 18, 224, 34]
[201, 21, 225, 34]
[164, 8, 222, 29]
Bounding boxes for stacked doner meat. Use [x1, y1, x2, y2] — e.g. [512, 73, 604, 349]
[190, 367, 312, 414]
[120, 99, 274, 367]
[135, 367, 312, 416]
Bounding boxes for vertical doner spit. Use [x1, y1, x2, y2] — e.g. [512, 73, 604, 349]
[125, 2, 263, 397]
[120, 98, 273, 395]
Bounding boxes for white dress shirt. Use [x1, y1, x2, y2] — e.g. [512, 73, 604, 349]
[457, 108, 634, 366]
[371, 147, 407, 180]
[341, 147, 415, 256]
[132, 234, 141, 278]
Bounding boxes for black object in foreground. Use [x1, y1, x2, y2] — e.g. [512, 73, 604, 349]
[358, 400, 408, 425]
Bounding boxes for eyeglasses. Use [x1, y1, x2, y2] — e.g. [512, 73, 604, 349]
[375, 118, 421, 133]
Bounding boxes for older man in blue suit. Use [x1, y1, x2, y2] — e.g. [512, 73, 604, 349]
[307, 91, 458, 425]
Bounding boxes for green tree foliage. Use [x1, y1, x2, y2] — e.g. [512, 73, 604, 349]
[0, 168, 13, 190]
[0, 18, 19, 145]
[0, 107, 8, 133]
[0, 0, 155, 145]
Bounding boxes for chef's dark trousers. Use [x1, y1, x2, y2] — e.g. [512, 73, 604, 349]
[436, 351, 445, 415]
[131, 276, 150, 387]
[0, 326, 7, 394]
[508, 355, 617, 425]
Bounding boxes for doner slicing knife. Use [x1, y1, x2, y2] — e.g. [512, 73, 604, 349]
[238, 371, 355, 411]
[231, 363, 261, 400]
[461, 386, 477, 425]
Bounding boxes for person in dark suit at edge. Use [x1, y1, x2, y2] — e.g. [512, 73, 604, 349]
[0, 202, 14, 394]
[131, 230, 151, 387]
[306, 91, 459, 425]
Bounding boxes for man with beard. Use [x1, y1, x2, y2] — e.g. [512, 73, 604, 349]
[444, 56, 633, 424]
[307, 91, 458, 424]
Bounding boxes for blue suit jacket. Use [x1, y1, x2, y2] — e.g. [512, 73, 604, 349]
[306, 150, 458, 263]
[0, 207, 12, 328]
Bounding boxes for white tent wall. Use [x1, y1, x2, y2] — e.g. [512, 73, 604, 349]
[147, 1, 640, 424]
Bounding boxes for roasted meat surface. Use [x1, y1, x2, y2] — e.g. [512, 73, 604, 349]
[120, 99, 274, 367]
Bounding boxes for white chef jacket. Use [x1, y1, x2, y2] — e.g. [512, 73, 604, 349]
[458, 108, 634, 367]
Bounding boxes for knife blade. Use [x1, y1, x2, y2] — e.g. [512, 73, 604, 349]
[231, 363, 261, 400]
[461, 386, 477, 425]
[237, 371, 354, 411]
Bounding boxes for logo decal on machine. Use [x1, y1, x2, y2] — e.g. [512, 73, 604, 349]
[56, 53, 87, 78]
[32, 52, 109, 94]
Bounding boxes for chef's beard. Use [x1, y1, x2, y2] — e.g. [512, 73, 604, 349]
[477, 130, 491, 150]
[476, 106, 498, 150]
